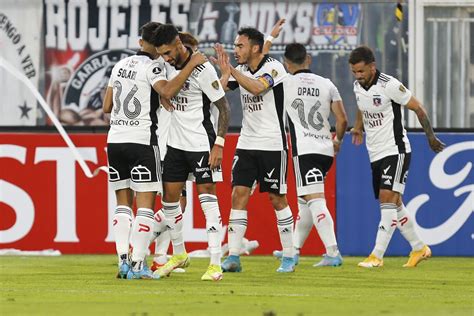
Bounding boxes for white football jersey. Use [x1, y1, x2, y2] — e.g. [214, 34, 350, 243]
[162, 56, 225, 152]
[229, 55, 288, 151]
[283, 70, 341, 157]
[107, 52, 166, 145]
[354, 70, 412, 162]
[157, 104, 171, 159]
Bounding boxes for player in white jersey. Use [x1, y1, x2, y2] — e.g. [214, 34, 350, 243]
[103, 22, 206, 279]
[213, 27, 296, 273]
[271, 43, 347, 267]
[151, 24, 231, 281]
[348, 46, 445, 268]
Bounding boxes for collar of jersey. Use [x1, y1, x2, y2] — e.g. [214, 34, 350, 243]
[136, 50, 154, 59]
[248, 54, 270, 75]
[175, 46, 194, 70]
[362, 69, 381, 91]
[293, 69, 312, 75]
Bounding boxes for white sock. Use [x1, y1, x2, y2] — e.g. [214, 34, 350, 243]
[152, 209, 170, 263]
[228, 209, 247, 256]
[293, 198, 313, 255]
[397, 204, 425, 251]
[372, 203, 398, 259]
[113, 205, 133, 261]
[308, 198, 339, 257]
[162, 201, 186, 254]
[275, 206, 294, 258]
[130, 208, 155, 264]
[199, 194, 222, 266]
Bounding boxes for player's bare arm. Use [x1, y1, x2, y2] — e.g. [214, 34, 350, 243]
[208, 96, 230, 170]
[331, 100, 348, 154]
[102, 86, 113, 113]
[262, 18, 285, 55]
[406, 96, 445, 153]
[153, 52, 207, 99]
[351, 109, 364, 145]
[230, 66, 269, 96]
[211, 43, 231, 91]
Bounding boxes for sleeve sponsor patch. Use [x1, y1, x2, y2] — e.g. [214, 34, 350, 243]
[152, 66, 162, 74]
[257, 73, 274, 89]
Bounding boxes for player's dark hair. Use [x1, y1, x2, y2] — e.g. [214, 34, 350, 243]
[179, 32, 199, 48]
[348, 45, 375, 65]
[284, 43, 307, 65]
[151, 24, 179, 47]
[238, 27, 264, 52]
[140, 22, 161, 43]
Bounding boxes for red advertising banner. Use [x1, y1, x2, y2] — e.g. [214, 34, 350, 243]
[0, 133, 335, 255]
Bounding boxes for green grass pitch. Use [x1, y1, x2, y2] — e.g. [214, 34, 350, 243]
[1, 255, 473, 315]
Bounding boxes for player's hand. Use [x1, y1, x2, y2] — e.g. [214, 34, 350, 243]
[428, 136, 445, 153]
[209, 145, 223, 170]
[270, 18, 286, 38]
[333, 138, 342, 155]
[350, 128, 363, 146]
[160, 97, 174, 112]
[190, 51, 207, 67]
[211, 43, 231, 76]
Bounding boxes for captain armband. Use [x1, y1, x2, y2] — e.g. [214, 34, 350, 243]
[257, 73, 274, 89]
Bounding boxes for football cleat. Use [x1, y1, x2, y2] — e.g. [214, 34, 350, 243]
[272, 250, 299, 265]
[358, 254, 384, 268]
[276, 256, 296, 273]
[116, 260, 130, 279]
[150, 261, 165, 272]
[314, 253, 344, 267]
[403, 245, 432, 268]
[126, 261, 153, 280]
[221, 255, 242, 272]
[201, 264, 223, 281]
[154, 253, 189, 277]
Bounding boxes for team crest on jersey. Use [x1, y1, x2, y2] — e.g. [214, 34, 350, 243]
[182, 80, 191, 91]
[399, 84, 406, 93]
[211, 80, 220, 90]
[62, 49, 135, 112]
[271, 69, 278, 78]
[373, 95, 382, 106]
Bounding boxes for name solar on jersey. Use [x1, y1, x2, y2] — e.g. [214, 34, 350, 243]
[164, 56, 225, 152]
[353, 70, 412, 162]
[107, 52, 166, 146]
[283, 69, 341, 157]
[229, 55, 288, 151]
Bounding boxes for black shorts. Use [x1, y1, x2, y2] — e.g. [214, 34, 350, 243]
[292, 154, 333, 196]
[232, 149, 288, 194]
[162, 146, 222, 184]
[107, 143, 162, 192]
[371, 153, 411, 199]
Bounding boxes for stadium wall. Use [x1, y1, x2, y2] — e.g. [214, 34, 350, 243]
[1, 132, 472, 256]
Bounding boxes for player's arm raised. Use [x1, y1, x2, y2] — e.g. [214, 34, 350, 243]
[331, 100, 348, 154]
[102, 86, 113, 113]
[209, 96, 231, 170]
[406, 96, 445, 153]
[351, 109, 364, 146]
[153, 52, 207, 99]
[210, 43, 232, 91]
[262, 18, 285, 55]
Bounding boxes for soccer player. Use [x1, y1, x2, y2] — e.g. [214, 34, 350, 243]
[273, 43, 347, 267]
[151, 24, 231, 281]
[213, 27, 296, 273]
[103, 22, 206, 279]
[348, 46, 445, 268]
[151, 31, 200, 273]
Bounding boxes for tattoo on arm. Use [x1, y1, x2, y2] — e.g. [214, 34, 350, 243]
[415, 107, 436, 140]
[213, 96, 231, 137]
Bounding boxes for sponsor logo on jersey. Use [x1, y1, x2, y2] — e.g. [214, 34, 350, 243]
[63, 49, 135, 112]
[362, 110, 384, 128]
[242, 94, 263, 113]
